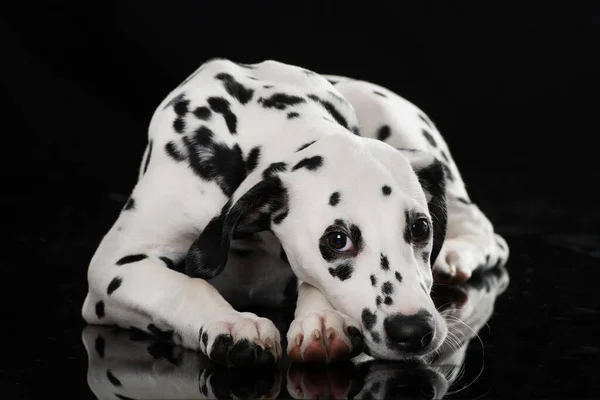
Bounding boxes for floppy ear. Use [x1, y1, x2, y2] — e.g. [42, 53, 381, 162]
[185, 177, 288, 279]
[398, 149, 448, 265]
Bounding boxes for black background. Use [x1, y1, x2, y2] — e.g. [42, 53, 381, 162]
[2, 3, 599, 399]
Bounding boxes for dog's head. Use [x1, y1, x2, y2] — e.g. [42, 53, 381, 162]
[187, 133, 448, 360]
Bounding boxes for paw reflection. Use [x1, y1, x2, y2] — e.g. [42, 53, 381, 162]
[82, 325, 281, 400]
[82, 265, 509, 400]
[286, 360, 446, 399]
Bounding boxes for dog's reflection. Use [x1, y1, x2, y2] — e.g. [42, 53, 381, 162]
[82, 265, 509, 400]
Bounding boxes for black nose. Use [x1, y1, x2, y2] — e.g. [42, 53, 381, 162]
[383, 311, 435, 353]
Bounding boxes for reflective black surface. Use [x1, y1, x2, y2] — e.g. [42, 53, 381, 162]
[4, 3, 600, 399]
[76, 265, 508, 400]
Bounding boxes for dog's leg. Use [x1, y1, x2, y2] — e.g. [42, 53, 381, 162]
[82, 166, 281, 366]
[433, 191, 510, 283]
[286, 282, 363, 363]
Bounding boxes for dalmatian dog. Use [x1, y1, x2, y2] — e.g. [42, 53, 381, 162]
[82, 58, 509, 367]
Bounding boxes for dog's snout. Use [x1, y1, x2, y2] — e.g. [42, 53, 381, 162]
[383, 310, 434, 353]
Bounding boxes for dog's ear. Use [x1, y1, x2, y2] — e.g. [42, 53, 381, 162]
[397, 149, 448, 265]
[185, 177, 288, 279]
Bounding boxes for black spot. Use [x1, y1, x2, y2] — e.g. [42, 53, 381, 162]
[193, 106, 212, 120]
[107, 277, 122, 295]
[329, 263, 354, 281]
[201, 329, 209, 348]
[245, 146, 261, 173]
[351, 126, 361, 135]
[384, 297, 393, 305]
[382, 281, 394, 295]
[327, 79, 338, 85]
[116, 254, 147, 266]
[419, 114, 434, 128]
[371, 332, 382, 344]
[370, 275, 377, 286]
[263, 85, 273, 89]
[382, 185, 392, 196]
[115, 394, 135, 400]
[209, 333, 234, 364]
[124, 198, 135, 210]
[296, 141, 316, 152]
[377, 125, 391, 141]
[116, 227, 123, 232]
[292, 156, 323, 172]
[247, 76, 258, 80]
[159, 256, 176, 270]
[422, 251, 430, 264]
[307, 94, 349, 129]
[497, 240, 506, 251]
[259, 93, 306, 110]
[421, 283, 428, 293]
[142, 141, 153, 174]
[349, 224, 364, 251]
[422, 129, 437, 147]
[215, 72, 254, 105]
[441, 150, 450, 163]
[207, 96, 238, 134]
[164, 93, 186, 110]
[95, 335, 105, 358]
[164, 141, 185, 161]
[129, 327, 150, 341]
[280, 246, 289, 263]
[380, 254, 390, 271]
[173, 98, 190, 116]
[376, 296, 382, 306]
[106, 369, 122, 387]
[272, 210, 288, 224]
[403, 210, 412, 244]
[238, 62, 256, 69]
[361, 309, 377, 331]
[456, 196, 471, 205]
[302, 69, 316, 75]
[442, 163, 455, 182]
[147, 324, 174, 342]
[173, 117, 186, 133]
[287, 111, 300, 119]
[262, 162, 287, 179]
[95, 301, 105, 319]
[178, 126, 246, 197]
[329, 192, 340, 206]
[395, 271, 403, 282]
[373, 90, 387, 98]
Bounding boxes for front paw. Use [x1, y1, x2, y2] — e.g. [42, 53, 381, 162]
[286, 310, 364, 364]
[199, 311, 282, 368]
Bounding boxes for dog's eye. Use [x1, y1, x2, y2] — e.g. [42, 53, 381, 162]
[411, 218, 430, 241]
[327, 232, 354, 252]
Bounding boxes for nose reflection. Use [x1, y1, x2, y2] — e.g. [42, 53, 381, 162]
[384, 310, 434, 353]
[82, 265, 508, 400]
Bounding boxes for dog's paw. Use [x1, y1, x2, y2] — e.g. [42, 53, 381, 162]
[434, 233, 509, 284]
[286, 362, 359, 399]
[286, 310, 364, 364]
[199, 364, 282, 399]
[199, 311, 282, 367]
